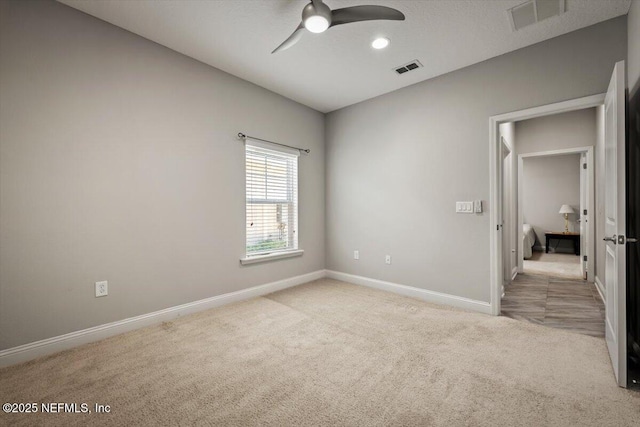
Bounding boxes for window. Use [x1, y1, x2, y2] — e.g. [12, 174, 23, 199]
[244, 140, 299, 260]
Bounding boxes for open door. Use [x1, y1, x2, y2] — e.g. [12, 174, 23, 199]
[604, 60, 627, 387]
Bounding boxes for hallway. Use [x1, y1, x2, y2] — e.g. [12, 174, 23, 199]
[501, 273, 605, 338]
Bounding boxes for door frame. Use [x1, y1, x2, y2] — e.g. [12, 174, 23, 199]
[489, 93, 605, 315]
[501, 137, 515, 290]
[580, 152, 588, 278]
[516, 147, 594, 282]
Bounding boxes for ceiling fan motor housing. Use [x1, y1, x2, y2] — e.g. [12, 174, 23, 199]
[303, 2, 332, 28]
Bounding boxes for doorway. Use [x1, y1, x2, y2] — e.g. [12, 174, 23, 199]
[490, 60, 629, 387]
[490, 94, 604, 318]
[517, 147, 594, 281]
[503, 122, 602, 338]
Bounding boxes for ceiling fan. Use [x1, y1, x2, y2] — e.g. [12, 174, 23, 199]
[272, 0, 405, 54]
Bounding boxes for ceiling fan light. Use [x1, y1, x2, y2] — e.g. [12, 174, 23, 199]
[304, 15, 329, 33]
[371, 37, 390, 49]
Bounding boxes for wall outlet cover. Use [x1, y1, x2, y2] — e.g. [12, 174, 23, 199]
[95, 281, 108, 297]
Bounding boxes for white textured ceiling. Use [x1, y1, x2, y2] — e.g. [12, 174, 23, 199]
[58, 0, 631, 113]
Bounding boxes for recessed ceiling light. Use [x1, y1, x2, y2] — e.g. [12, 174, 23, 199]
[371, 37, 390, 50]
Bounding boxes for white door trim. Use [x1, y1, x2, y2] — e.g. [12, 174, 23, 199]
[501, 139, 514, 290]
[516, 146, 595, 281]
[489, 93, 605, 315]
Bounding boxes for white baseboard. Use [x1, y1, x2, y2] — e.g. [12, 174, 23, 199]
[325, 270, 491, 314]
[511, 267, 518, 281]
[0, 269, 325, 368]
[594, 276, 606, 304]
[0, 269, 495, 367]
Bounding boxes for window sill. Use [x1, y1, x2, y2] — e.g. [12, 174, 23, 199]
[240, 249, 304, 265]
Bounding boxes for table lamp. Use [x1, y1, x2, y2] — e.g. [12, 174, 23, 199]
[559, 204, 574, 233]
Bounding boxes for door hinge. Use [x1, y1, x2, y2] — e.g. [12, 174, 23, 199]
[583, 255, 587, 261]
[583, 209, 587, 215]
[583, 163, 587, 169]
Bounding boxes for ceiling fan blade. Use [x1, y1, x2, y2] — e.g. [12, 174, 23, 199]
[330, 5, 405, 27]
[272, 23, 305, 54]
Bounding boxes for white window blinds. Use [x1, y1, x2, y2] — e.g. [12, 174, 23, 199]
[245, 140, 299, 257]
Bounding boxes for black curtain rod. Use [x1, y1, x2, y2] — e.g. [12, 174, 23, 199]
[237, 133, 310, 154]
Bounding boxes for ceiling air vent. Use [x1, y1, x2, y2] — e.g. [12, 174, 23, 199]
[508, 0, 566, 31]
[394, 60, 422, 75]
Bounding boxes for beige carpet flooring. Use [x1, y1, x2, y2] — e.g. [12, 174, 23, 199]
[524, 251, 583, 279]
[1, 279, 639, 426]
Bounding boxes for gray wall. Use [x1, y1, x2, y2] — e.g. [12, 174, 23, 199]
[325, 17, 626, 302]
[515, 108, 597, 155]
[522, 155, 581, 251]
[0, 1, 325, 349]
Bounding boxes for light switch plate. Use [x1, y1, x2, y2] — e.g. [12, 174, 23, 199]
[456, 201, 474, 213]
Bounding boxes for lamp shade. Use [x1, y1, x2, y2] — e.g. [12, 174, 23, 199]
[559, 204, 575, 214]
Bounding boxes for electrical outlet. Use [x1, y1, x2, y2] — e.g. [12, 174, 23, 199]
[354, 250, 359, 260]
[385, 255, 391, 265]
[95, 281, 108, 297]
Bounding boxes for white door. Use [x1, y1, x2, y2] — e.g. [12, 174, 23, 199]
[580, 153, 587, 279]
[604, 60, 627, 388]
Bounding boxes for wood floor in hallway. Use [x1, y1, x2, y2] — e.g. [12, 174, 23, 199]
[501, 273, 605, 338]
